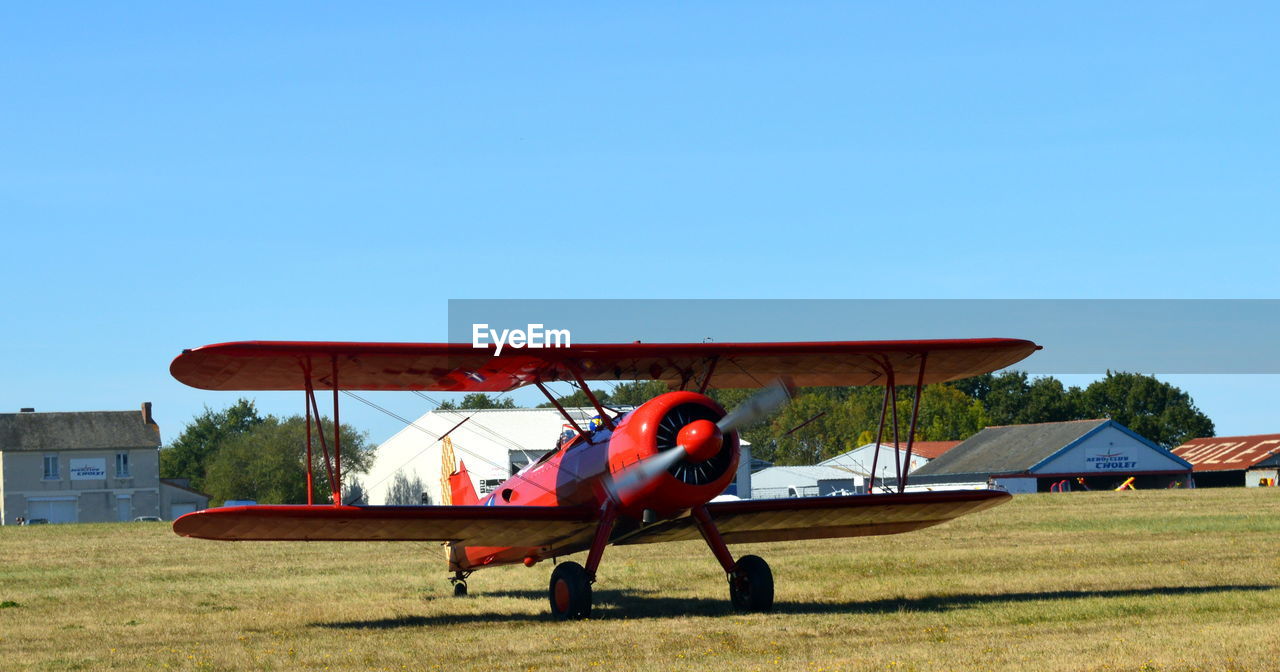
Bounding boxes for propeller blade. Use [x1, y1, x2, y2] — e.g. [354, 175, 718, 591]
[717, 379, 792, 434]
[604, 445, 687, 503]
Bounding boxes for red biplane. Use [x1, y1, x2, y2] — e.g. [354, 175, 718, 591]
[170, 338, 1039, 618]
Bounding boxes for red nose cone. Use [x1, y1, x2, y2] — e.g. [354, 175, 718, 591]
[678, 419, 723, 463]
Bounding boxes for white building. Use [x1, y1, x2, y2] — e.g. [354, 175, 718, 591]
[819, 441, 961, 490]
[366, 406, 599, 506]
[750, 465, 865, 499]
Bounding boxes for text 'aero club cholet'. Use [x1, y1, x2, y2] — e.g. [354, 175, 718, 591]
[170, 337, 1041, 619]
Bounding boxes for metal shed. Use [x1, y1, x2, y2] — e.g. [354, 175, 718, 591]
[1171, 434, 1280, 487]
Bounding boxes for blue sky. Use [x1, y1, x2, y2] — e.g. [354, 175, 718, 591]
[2, 3, 1277, 444]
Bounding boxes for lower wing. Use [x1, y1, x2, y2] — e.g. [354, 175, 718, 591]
[172, 504, 598, 547]
[615, 490, 1010, 545]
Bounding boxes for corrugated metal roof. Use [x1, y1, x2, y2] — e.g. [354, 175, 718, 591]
[0, 408, 160, 451]
[1171, 434, 1280, 472]
[892, 440, 961, 459]
[910, 419, 1109, 477]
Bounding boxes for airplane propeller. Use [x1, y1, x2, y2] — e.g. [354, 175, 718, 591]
[604, 380, 792, 504]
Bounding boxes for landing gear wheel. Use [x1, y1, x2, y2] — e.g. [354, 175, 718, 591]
[548, 561, 592, 619]
[729, 554, 773, 612]
[453, 581, 468, 597]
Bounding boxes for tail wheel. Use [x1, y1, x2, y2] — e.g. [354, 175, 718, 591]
[729, 555, 773, 612]
[549, 561, 592, 620]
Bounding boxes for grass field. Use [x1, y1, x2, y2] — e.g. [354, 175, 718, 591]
[2, 488, 1278, 672]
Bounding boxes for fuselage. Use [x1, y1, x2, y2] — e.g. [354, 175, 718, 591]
[453, 390, 739, 570]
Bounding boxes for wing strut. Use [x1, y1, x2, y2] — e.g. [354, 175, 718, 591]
[868, 366, 893, 494]
[300, 358, 345, 506]
[565, 362, 615, 431]
[864, 351, 929, 495]
[535, 380, 587, 438]
[898, 352, 928, 493]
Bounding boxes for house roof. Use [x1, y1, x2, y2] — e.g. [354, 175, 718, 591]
[889, 440, 961, 459]
[0, 408, 160, 451]
[161, 478, 212, 499]
[910, 419, 1110, 477]
[1171, 434, 1280, 472]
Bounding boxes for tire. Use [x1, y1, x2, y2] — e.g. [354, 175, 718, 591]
[548, 561, 592, 620]
[453, 581, 468, 597]
[729, 555, 773, 612]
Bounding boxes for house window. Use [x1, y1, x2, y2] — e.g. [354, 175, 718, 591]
[115, 452, 130, 478]
[43, 455, 59, 480]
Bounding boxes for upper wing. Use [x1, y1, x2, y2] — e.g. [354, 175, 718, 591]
[172, 504, 598, 546]
[613, 490, 1010, 546]
[170, 339, 1040, 392]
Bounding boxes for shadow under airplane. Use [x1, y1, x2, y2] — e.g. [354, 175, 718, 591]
[313, 583, 1275, 629]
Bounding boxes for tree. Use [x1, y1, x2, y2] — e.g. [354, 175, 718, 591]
[948, 372, 1084, 425]
[1080, 372, 1214, 448]
[765, 393, 847, 465]
[607, 381, 669, 406]
[1020, 376, 1084, 424]
[438, 393, 517, 410]
[385, 470, 427, 505]
[160, 398, 264, 491]
[536, 388, 612, 408]
[915, 385, 989, 440]
[202, 415, 376, 506]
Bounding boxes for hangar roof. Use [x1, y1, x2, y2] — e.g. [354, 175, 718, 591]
[0, 406, 160, 451]
[1171, 434, 1280, 472]
[751, 465, 860, 487]
[911, 419, 1110, 477]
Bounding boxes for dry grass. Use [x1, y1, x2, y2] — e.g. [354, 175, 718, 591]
[2, 488, 1279, 671]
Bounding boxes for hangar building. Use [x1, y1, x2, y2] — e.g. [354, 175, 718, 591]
[366, 406, 602, 506]
[1171, 433, 1280, 487]
[749, 465, 864, 499]
[820, 441, 960, 487]
[905, 419, 1193, 493]
[1, 404, 163, 524]
[368, 405, 764, 504]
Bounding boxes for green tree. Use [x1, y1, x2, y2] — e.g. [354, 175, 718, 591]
[1080, 372, 1214, 448]
[765, 393, 847, 465]
[915, 384, 989, 440]
[203, 415, 376, 506]
[159, 398, 264, 491]
[438, 393, 516, 410]
[536, 388, 613, 408]
[608, 380, 669, 406]
[1020, 376, 1084, 424]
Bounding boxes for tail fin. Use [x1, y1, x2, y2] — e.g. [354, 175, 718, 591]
[448, 461, 480, 506]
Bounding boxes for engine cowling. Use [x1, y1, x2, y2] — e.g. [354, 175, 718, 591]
[606, 391, 740, 517]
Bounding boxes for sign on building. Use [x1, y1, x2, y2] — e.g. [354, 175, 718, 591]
[69, 458, 107, 480]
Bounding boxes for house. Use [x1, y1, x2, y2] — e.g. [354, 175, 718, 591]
[1, 404, 162, 524]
